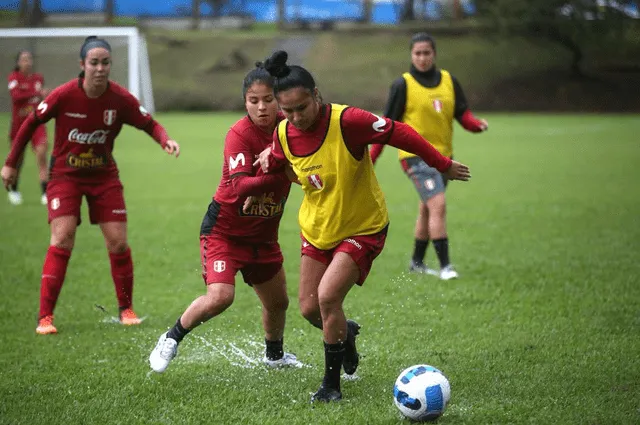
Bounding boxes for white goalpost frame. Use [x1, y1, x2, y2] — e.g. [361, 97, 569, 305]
[0, 27, 155, 113]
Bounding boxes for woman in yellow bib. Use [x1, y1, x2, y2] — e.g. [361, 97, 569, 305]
[255, 51, 471, 402]
[371, 33, 488, 280]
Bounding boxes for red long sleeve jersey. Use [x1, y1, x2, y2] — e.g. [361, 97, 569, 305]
[6, 79, 156, 182]
[207, 115, 291, 243]
[270, 104, 452, 173]
[8, 70, 44, 130]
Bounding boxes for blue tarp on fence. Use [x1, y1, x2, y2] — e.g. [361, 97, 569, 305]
[0, 1, 477, 24]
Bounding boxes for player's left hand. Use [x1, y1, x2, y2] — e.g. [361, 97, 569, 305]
[444, 160, 471, 182]
[164, 140, 180, 157]
[243, 196, 255, 213]
[1, 166, 18, 190]
[479, 119, 489, 131]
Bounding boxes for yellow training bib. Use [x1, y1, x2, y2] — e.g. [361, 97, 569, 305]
[278, 104, 389, 250]
[398, 70, 455, 159]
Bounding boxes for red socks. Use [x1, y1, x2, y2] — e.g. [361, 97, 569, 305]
[39, 246, 72, 318]
[109, 248, 134, 310]
[39, 246, 135, 317]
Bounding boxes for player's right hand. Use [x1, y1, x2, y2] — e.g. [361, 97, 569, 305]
[1, 166, 18, 189]
[164, 140, 180, 158]
[254, 146, 272, 173]
[444, 161, 471, 181]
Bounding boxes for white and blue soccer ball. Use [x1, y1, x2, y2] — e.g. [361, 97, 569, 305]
[393, 364, 451, 421]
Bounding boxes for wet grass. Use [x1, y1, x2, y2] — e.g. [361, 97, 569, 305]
[0, 112, 639, 424]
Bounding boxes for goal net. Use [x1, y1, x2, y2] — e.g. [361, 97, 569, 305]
[0, 27, 154, 114]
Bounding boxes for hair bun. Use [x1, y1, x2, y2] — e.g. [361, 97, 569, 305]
[264, 50, 290, 78]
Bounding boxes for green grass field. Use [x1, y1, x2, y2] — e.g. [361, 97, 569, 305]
[0, 112, 638, 424]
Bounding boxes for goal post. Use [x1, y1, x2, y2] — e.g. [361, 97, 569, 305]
[0, 27, 155, 114]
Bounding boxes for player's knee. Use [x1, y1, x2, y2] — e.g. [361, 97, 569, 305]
[317, 291, 342, 314]
[419, 201, 430, 216]
[51, 232, 75, 250]
[52, 239, 74, 251]
[106, 239, 128, 254]
[267, 294, 289, 313]
[426, 193, 446, 213]
[204, 285, 234, 313]
[299, 297, 320, 323]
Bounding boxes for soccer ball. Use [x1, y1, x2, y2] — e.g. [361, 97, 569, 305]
[393, 364, 451, 421]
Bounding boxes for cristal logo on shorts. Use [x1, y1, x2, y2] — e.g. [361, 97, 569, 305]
[68, 128, 109, 144]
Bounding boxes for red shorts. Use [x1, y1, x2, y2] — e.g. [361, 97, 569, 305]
[10, 123, 48, 149]
[46, 178, 127, 225]
[301, 225, 388, 285]
[200, 233, 283, 286]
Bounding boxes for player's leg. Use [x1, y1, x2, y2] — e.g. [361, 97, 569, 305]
[299, 235, 330, 329]
[311, 252, 359, 402]
[403, 158, 433, 272]
[99, 221, 140, 324]
[180, 236, 238, 328]
[404, 158, 445, 275]
[149, 234, 238, 373]
[178, 282, 236, 332]
[150, 285, 236, 374]
[37, 180, 82, 334]
[6, 127, 23, 205]
[31, 125, 48, 205]
[90, 179, 139, 324]
[252, 267, 289, 342]
[311, 228, 388, 402]
[249, 265, 300, 367]
[426, 186, 457, 280]
[7, 149, 24, 205]
[412, 201, 430, 270]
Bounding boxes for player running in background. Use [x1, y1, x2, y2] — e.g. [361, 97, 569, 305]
[7, 50, 49, 205]
[149, 62, 300, 373]
[255, 50, 471, 402]
[1, 36, 180, 335]
[370, 33, 488, 280]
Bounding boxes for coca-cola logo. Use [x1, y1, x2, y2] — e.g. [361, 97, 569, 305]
[67, 128, 109, 144]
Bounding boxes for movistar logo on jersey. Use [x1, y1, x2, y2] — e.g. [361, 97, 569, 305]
[229, 153, 246, 170]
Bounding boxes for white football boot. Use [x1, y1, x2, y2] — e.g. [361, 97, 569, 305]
[8, 191, 23, 205]
[149, 332, 178, 373]
[263, 352, 303, 368]
[439, 265, 459, 281]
